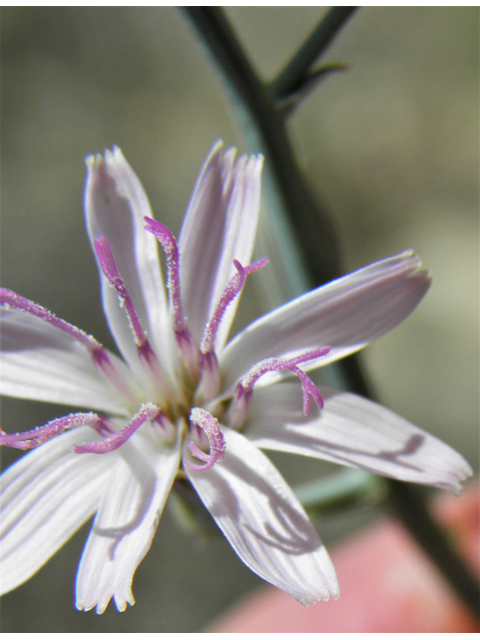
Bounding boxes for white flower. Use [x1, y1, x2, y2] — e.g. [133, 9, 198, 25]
[0, 142, 471, 614]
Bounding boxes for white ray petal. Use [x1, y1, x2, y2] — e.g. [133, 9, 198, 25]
[246, 383, 472, 493]
[0, 428, 112, 595]
[185, 427, 339, 605]
[221, 250, 430, 389]
[85, 149, 174, 378]
[75, 428, 181, 614]
[179, 142, 263, 346]
[209, 154, 264, 350]
[0, 307, 127, 415]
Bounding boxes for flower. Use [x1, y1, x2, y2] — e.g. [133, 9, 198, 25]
[0, 142, 472, 614]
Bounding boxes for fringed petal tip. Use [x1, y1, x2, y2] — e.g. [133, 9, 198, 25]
[85, 152, 104, 171]
[446, 462, 474, 497]
[292, 575, 340, 607]
[299, 586, 340, 607]
[75, 590, 135, 615]
[85, 146, 126, 168]
[403, 250, 431, 285]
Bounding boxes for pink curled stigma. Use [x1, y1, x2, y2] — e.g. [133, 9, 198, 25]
[0, 413, 104, 450]
[94, 236, 148, 349]
[201, 258, 269, 355]
[229, 347, 331, 429]
[185, 407, 226, 471]
[196, 257, 269, 404]
[74, 403, 160, 454]
[144, 217, 199, 376]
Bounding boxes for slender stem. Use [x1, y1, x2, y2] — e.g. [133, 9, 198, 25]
[181, 7, 264, 121]
[182, 6, 480, 620]
[270, 6, 358, 101]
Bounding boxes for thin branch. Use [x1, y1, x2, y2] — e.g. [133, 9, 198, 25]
[278, 63, 349, 118]
[270, 6, 358, 102]
[181, 8, 263, 123]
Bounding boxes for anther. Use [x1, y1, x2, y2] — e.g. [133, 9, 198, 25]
[143, 219, 183, 330]
[150, 411, 176, 444]
[196, 350, 222, 404]
[94, 236, 170, 397]
[0, 288, 102, 353]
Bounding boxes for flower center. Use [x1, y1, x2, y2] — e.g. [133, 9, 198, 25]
[0, 219, 329, 472]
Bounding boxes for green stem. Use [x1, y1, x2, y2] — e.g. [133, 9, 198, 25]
[182, 6, 480, 621]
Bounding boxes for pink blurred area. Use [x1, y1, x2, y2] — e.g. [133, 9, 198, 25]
[210, 481, 480, 632]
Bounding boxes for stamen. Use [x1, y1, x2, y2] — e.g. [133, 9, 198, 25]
[143, 218, 186, 333]
[200, 258, 269, 355]
[184, 407, 226, 471]
[196, 258, 269, 405]
[94, 237, 147, 348]
[0, 413, 103, 450]
[94, 236, 170, 396]
[74, 403, 160, 454]
[144, 217, 200, 378]
[0, 288, 136, 405]
[0, 288, 102, 353]
[229, 347, 331, 429]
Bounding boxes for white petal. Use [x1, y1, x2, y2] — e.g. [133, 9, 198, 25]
[0, 307, 126, 414]
[0, 427, 112, 595]
[179, 142, 263, 347]
[85, 149, 174, 377]
[75, 428, 181, 613]
[246, 382, 472, 493]
[185, 427, 339, 605]
[221, 251, 430, 388]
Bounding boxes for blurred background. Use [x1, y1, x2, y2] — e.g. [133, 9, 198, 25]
[1, 6, 478, 632]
